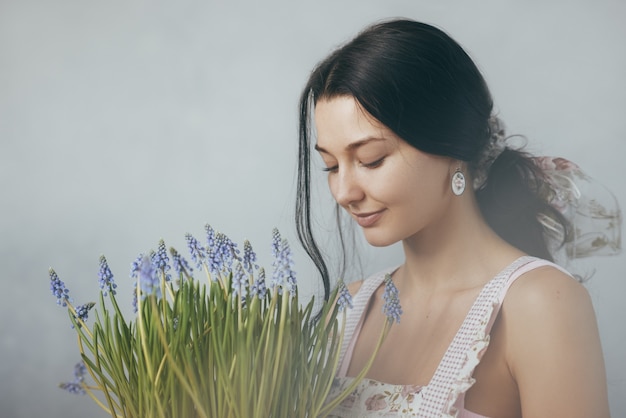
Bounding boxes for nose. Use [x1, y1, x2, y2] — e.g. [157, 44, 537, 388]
[331, 167, 365, 208]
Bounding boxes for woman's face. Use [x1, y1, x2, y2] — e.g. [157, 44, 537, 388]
[314, 96, 455, 247]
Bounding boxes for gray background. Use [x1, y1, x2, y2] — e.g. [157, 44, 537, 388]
[1, 0, 624, 417]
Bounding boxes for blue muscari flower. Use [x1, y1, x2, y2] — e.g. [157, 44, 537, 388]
[382, 274, 402, 323]
[204, 224, 227, 277]
[205, 247, 221, 278]
[186, 234, 206, 269]
[170, 247, 193, 278]
[131, 284, 138, 313]
[250, 267, 267, 299]
[138, 255, 161, 300]
[204, 225, 220, 276]
[152, 240, 171, 282]
[205, 233, 224, 276]
[270, 228, 283, 288]
[129, 253, 146, 313]
[49, 268, 71, 307]
[130, 253, 144, 279]
[74, 361, 87, 381]
[271, 231, 297, 295]
[59, 361, 87, 395]
[337, 282, 353, 312]
[59, 381, 85, 395]
[271, 228, 281, 259]
[214, 232, 240, 273]
[205, 224, 216, 251]
[231, 262, 247, 298]
[72, 302, 95, 328]
[98, 255, 117, 296]
[242, 239, 259, 274]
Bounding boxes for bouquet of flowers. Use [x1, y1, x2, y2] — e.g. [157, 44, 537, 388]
[50, 224, 400, 418]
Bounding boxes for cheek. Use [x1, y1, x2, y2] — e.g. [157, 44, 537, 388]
[387, 164, 449, 208]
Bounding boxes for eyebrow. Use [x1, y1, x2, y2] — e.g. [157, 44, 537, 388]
[314, 136, 387, 154]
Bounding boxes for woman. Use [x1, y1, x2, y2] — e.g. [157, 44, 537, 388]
[296, 19, 611, 417]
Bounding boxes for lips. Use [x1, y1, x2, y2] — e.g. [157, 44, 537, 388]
[352, 210, 385, 227]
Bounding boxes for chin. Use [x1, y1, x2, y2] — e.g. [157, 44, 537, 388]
[362, 231, 401, 248]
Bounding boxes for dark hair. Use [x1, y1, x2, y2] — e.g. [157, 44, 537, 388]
[296, 19, 569, 301]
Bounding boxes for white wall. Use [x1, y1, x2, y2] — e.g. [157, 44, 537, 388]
[1, 1, 624, 417]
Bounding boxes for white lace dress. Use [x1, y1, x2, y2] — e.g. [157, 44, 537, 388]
[327, 256, 569, 417]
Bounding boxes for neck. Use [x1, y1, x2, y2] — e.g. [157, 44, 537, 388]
[397, 193, 522, 293]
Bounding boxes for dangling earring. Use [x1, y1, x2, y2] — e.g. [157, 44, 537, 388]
[451, 168, 466, 196]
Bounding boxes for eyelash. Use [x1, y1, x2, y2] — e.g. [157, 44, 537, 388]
[322, 157, 385, 173]
[362, 157, 385, 169]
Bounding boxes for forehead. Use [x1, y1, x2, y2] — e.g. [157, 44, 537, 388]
[314, 96, 391, 148]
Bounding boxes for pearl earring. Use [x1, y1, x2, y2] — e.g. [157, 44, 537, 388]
[451, 168, 466, 196]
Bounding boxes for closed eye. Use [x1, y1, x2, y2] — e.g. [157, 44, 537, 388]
[361, 157, 385, 169]
[322, 157, 385, 173]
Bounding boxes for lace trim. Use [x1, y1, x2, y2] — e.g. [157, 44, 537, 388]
[442, 301, 495, 417]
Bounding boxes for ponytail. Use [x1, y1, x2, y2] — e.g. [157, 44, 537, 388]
[475, 148, 571, 261]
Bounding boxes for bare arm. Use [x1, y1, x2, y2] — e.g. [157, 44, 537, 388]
[505, 267, 610, 417]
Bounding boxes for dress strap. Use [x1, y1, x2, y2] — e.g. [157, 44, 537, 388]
[444, 258, 574, 418]
[418, 256, 539, 417]
[336, 268, 391, 377]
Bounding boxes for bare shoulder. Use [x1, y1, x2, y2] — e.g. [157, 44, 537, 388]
[504, 264, 591, 313]
[501, 264, 610, 417]
[503, 264, 599, 362]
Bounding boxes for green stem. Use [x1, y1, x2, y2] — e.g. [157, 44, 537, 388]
[317, 319, 393, 417]
[153, 297, 209, 418]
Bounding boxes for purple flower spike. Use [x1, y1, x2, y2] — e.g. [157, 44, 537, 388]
[131, 284, 138, 313]
[49, 268, 71, 307]
[138, 255, 161, 300]
[271, 228, 281, 259]
[72, 302, 95, 328]
[205, 224, 216, 251]
[74, 361, 87, 382]
[98, 255, 117, 296]
[170, 247, 193, 278]
[242, 239, 258, 274]
[152, 240, 171, 282]
[271, 231, 297, 295]
[130, 253, 144, 279]
[207, 233, 225, 274]
[231, 262, 247, 298]
[185, 234, 206, 269]
[214, 232, 240, 272]
[336, 282, 353, 312]
[382, 274, 402, 323]
[59, 361, 87, 395]
[59, 381, 86, 395]
[250, 267, 267, 299]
